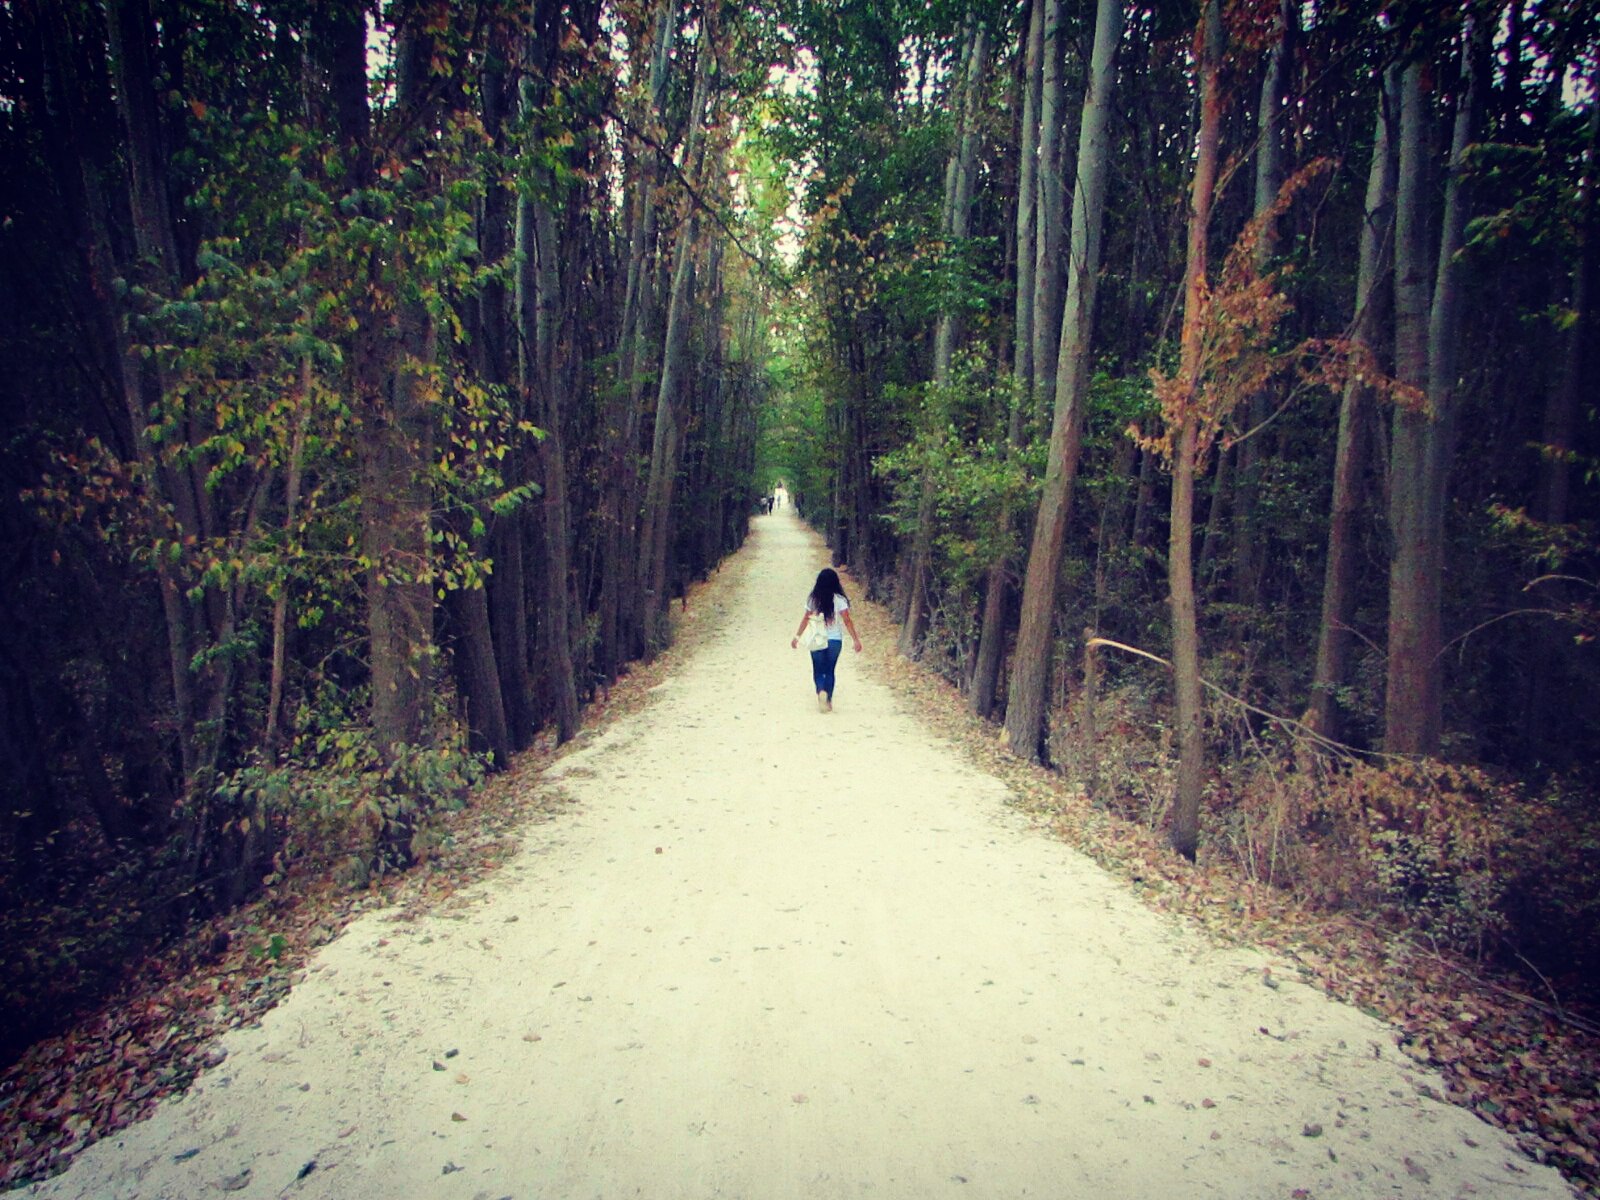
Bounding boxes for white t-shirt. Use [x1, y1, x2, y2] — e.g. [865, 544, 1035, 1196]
[805, 593, 850, 641]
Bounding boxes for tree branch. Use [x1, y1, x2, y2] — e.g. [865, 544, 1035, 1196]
[604, 103, 785, 285]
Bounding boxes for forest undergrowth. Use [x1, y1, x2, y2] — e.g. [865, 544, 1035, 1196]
[0, 586, 716, 1190]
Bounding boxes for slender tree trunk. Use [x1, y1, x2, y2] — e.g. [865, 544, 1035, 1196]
[1385, 19, 1482, 755]
[526, 185, 582, 742]
[971, 0, 1045, 717]
[1168, 0, 1224, 863]
[103, 0, 202, 792]
[265, 363, 310, 756]
[357, 19, 450, 867]
[1230, 0, 1294, 606]
[450, 584, 513, 769]
[1308, 71, 1397, 739]
[1002, 0, 1123, 761]
[640, 23, 712, 654]
[902, 24, 988, 658]
[612, 0, 678, 667]
[1032, 0, 1066, 416]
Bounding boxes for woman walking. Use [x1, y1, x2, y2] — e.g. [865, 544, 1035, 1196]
[791, 568, 863, 712]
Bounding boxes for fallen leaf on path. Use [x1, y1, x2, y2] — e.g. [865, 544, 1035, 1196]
[454, 1073, 470, 1084]
[220, 1168, 251, 1191]
[1302, 1123, 1323, 1137]
[451, 1112, 466, 1122]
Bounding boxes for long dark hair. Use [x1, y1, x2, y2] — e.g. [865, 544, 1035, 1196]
[809, 568, 846, 622]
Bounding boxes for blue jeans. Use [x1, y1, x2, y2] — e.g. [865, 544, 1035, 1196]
[810, 639, 843, 700]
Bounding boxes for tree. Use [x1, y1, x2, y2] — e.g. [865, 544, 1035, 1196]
[1385, 16, 1486, 757]
[1162, 0, 1224, 861]
[1002, 0, 1123, 761]
[900, 20, 989, 658]
[640, 15, 716, 653]
[1307, 68, 1397, 741]
[969, 0, 1045, 718]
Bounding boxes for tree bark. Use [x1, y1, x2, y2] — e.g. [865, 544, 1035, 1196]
[1168, 0, 1224, 863]
[1002, 0, 1123, 761]
[525, 185, 582, 743]
[971, 0, 1044, 717]
[1307, 70, 1396, 740]
[354, 15, 449, 867]
[611, 0, 678, 667]
[640, 23, 712, 654]
[1032, 0, 1066, 416]
[1385, 18, 1482, 756]
[1230, 0, 1294, 606]
[901, 23, 987, 658]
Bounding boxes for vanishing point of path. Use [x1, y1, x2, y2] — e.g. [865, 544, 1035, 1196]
[32, 511, 1575, 1200]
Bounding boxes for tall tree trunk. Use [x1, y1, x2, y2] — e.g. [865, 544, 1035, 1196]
[265, 363, 311, 756]
[1002, 0, 1123, 761]
[640, 23, 712, 654]
[524, 184, 582, 742]
[105, 0, 248, 877]
[356, 17, 448, 866]
[1385, 18, 1482, 756]
[1230, 0, 1294, 606]
[1308, 71, 1397, 740]
[611, 0, 678, 668]
[1168, 0, 1224, 863]
[901, 23, 988, 658]
[102, 0, 200, 792]
[472, 46, 534, 749]
[1032, 0, 1066, 416]
[971, 0, 1045, 717]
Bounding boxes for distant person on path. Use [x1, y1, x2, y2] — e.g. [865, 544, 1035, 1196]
[791, 568, 862, 713]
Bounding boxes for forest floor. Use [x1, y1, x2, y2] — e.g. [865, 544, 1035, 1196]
[4, 509, 1588, 1198]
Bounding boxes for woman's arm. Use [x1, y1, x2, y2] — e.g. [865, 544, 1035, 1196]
[841, 610, 863, 652]
[791, 610, 811, 649]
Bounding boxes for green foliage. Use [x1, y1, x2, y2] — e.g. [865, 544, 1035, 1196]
[874, 363, 1042, 592]
[213, 677, 488, 881]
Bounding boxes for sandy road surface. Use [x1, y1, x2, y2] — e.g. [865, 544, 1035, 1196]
[31, 511, 1574, 1200]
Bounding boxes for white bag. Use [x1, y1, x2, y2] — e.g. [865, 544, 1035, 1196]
[806, 623, 830, 652]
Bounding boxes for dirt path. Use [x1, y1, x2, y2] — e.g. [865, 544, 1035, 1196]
[31, 512, 1574, 1200]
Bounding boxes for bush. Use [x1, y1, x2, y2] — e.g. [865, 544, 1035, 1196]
[1211, 753, 1600, 998]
